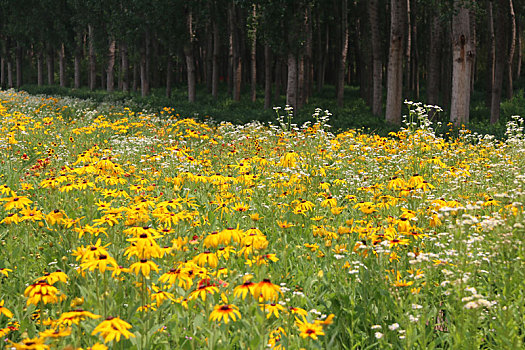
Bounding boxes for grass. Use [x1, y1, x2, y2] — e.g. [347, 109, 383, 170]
[0, 90, 524, 349]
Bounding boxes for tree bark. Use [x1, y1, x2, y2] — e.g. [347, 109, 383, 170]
[107, 38, 116, 92]
[140, 32, 150, 97]
[46, 46, 54, 85]
[15, 43, 22, 88]
[88, 25, 96, 90]
[337, 0, 349, 107]
[427, 12, 442, 117]
[166, 56, 172, 98]
[274, 59, 281, 100]
[506, 0, 516, 99]
[121, 42, 129, 92]
[212, 18, 220, 100]
[304, 5, 313, 103]
[450, 0, 475, 126]
[250, 4, 257, 103]
[385, 0, 407, 124]
[491, 0, 508, 124]
[516, 19, 522, 79]
[59, 43, 66, 87]
[264, 44, 272, 109]
[369, 0, 383, 116]
[37, 51, 44, 86]
[405, 0, 412, 93]
[0, 57, 4, 89]
[286, 53, 298, 109]
[229, 2, 242, 102]
[74, 40, 82, 89]
[486, 1, 495, 108]
[7, 59, 13, 88]
[185, 8, 196, 103]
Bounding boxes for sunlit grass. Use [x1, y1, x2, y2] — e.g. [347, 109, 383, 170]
[0, 89, 524, 349]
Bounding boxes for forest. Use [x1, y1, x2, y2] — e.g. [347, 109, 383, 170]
[0, 0, 523, 127]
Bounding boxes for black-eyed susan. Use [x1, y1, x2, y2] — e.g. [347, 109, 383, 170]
[0, 300, 13, 318]
[57, 309, 101, 326]
[254, 279, 281, 301]
[209, 304, 241, 324]
[233, 280, 256, 300]
[295, 316, 325, 340]
[91, 316, 135, 343]
[1, 195, 32, 210]
[261, 303, 286, 319]
[129, 259, 159, 277]
[8, 337, 50, 350]
[24, 281, 65, 306]
[188, 283, 219, 302]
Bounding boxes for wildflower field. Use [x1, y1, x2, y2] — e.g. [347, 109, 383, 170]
[0, 90, 524, 349]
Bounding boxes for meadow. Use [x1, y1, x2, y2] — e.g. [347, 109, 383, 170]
[0, 89, 524, 349]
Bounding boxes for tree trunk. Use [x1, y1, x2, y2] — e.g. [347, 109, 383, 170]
[369, 0, 383, 116]
[107, 38, 116, 92]
[166, 56, 172, 98]
[132, 63, 138, 92]
[140, 32, 150, 97]
[286, 53, 298, 109]
[298, 56, 305, 108]
[121, 42, 129, 92]
[100, 64, 106, 90]
[337, 0, 349, 107]
[486, 1, 495, 108]
[46, 46, 54, 85]
[205, 26, 213, 93]
[491, 0, 508, 124]
[7, 59, 13, 88]
[185, 8, 196, 103]
[140, 50, 148, 97]
[74, 44, 81, 89]
[229, 2, 242, 102]
[88, 25, 96, 90]
[305, 5, 313, 103]
[250, 4, 257, 103]
[264, 44, 272, 109]
[385, 0, 407, 124]
[15, 43, 22, 88]
[450, 0, 474, 126]
[506, 0, 516, 99]
[274, 59, 281, 100]
[212, 18, 220, 99]
[516, 19, 522, 79]
[59, 43, 66, 87]
[427, 12, 442, 117]
[0, 57, 4, 88]
[405, 0, 412, 93]
[37, 51, 44, 86]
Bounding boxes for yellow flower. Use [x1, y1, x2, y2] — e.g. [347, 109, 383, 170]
[57, 309, 101, 326]
[2, 195, 32, 210]
[0, 300, 13, 318]
[209, 304, 241, 324]
[193, 251, 219, 268]
[233, 281, 256, 300]
[39, 326, 72, 338]
[261, 303, 286, 319]
[80, 254, 119, 274]
[0, 268, 13, 277]
[254, 279, 281, 301]
[91, 317, 135, 343]
[129, 259, 159, 277]
[295, 316, 325, 340]
[9, 337, 49, 350]
[24, 281, 65, 306]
